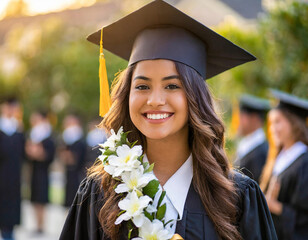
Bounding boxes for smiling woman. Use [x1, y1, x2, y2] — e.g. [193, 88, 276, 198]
[129, 60, 189, 143]
[59, 1, 278, 240]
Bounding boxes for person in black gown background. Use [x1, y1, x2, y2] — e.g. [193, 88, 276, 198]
[59, 114, 87, 207]
[25, 110, 55, 234]
[233, 94, 270, 183]
[60, 1, 277, 239]
[0, 97, 25, 240]
[84, 118, 107, 174]
[260, 90, 308, 240]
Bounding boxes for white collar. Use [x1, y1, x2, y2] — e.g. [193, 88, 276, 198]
[86, 128, 107, 147]
[30, 122, 52, 143]
[144, 153, 193, 220]
[0, 117, 18, 136]
[273, 141, 307, 176]
[62, 125, 83, 145]
[236, 128, 266, 160]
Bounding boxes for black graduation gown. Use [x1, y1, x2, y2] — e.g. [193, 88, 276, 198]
[59, 171, 277, 240]
[271, 151, 308, 240]
[237, 141, 268, 183]
[64, 139, 87, 207]
[0, 130, 25, 228]
[85, 145, 100, 171]
[30, 137, 55, 203]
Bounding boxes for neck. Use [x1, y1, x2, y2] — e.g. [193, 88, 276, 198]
[282, 139, 297, 151]
[244, 125, 262, 137]
[145, 131, 190, 186]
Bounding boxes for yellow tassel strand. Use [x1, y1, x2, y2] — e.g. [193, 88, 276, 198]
[230, 100, 240, 138]
[99, 28, 111, 117]
[259, 115, 278, 191]
[171, 233, 184, 240]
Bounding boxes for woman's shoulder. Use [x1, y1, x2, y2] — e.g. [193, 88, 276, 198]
[76, 176, 104, 197]
[230, 169, 259, 193]
[299, 151, 308, 161]
[230, 171, 278, 239]
[230, 170, 265, 211]
[60, 176, 105, 239]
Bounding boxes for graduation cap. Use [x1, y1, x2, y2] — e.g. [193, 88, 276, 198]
[271, 89, 308, 120]
[87, 0, 256, 116]
[230, 94, 269, 135]
[239, 94, 271, 115]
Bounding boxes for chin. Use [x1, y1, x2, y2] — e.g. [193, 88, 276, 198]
[142, 129, 170, 140]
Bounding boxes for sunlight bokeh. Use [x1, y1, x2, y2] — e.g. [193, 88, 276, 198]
[0, 0, 96, 19]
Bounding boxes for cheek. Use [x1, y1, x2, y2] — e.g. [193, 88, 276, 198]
[129, 93, 137, 119]
[240, 115, 248, 126]
[283, 121, 293, 138]
[129, 92, 145, 120]
[173, 93, 188, 120]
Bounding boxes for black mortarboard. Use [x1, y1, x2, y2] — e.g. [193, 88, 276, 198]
[271, 89, 308, 120]
[87, 0, 256, 80]
[239, 94, 271, 115]
[0, 96, 19, 105]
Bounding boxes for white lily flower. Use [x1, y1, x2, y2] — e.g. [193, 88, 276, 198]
[115, 166, 155, 194]
[115, 191, 152, 227]
[146, 204, 157, 213]
[132, 218, 173, 240]
[99, 126, 123, 151]
[108, 144, 142, 177]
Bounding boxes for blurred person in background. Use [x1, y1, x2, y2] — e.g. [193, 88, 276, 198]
[25, 110, 55, 235]
[0, 97, 25, 240]
[260, 90, 308, 240]
[233, 94, 270, 183]
[84, 118, 107, 175]
[59, 113, 86, 207]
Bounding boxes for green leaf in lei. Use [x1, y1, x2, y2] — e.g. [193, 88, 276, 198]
[143, 179, 159, 199]
[156, 203, 167, 221]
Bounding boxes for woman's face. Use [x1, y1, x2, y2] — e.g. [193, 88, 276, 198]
[129, 59, 188, 141]
[269, 109, 294, 147]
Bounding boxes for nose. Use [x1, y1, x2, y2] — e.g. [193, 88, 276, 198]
[147, 89, 165, 107]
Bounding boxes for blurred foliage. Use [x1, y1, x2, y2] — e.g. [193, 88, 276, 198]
[0, 0, 307, 134]
[211, 1, 308, 101]
[0, 18, 126, 128]
[209, 1, 308, 158]
[2, 0, 28, 18]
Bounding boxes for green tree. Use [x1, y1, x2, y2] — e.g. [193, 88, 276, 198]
[0, 17, 127, 128]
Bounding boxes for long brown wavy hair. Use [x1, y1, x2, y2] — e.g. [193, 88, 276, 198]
[260, 108, 308, 191]
[89, 61, 242, 240]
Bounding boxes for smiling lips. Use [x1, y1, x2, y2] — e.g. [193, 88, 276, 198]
[143, 112, 174, 122]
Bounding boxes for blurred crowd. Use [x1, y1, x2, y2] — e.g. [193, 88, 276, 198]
[0, 97, 107, 240]
[0, 89, 308, 240]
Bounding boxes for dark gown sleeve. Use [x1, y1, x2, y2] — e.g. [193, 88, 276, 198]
[59, 177, 105, 240]
[43, 138, 56, 165]
[234, 172, 278, 240]
[276, 156, 308, 239]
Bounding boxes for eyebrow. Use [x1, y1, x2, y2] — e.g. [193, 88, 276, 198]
[133, 75, 180, 81]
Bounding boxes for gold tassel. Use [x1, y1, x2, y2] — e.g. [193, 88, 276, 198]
[99, 28, 111, 117]
[171, 233, 184, 240]
[230, 100, 240, 138]
[259, 115, 278, 191]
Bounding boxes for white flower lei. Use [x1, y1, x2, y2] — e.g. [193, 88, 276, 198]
[98, 127, 174, 240]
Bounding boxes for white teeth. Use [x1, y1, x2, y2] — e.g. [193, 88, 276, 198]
[146, 113, 171, 120]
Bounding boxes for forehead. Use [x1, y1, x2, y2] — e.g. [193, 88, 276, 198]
[269, 109, 284, 120]
[132, 59, 178, 77]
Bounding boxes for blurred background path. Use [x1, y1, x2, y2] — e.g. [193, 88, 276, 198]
[15, 201, 67, 240]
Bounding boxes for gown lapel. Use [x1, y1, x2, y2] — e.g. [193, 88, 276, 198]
[175, 183, 219, 240]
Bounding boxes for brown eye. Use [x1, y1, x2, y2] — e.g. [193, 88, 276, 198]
[166, 84, 180, 90]
[135, 85, 149, 90]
